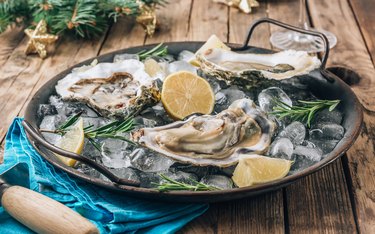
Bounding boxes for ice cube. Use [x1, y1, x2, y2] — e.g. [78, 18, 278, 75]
[200, 175, 233, 189]
[82, 138, 101, 159]
[258, 87, 292, 113]
[171, 164, 220, 180]
[309, 123, 344, 140]
[101, 139, 131, 168]
[49, 95, 64, 110]
[37, 104, 57, 118]
[289, 157, 316, 174]
[278, 121, 306, 145]
[215, 92, 227, 105]
[137, 171, 164, 188]
[205, 76, 222, 93]
[178, 50, 195, 62]
[310, 139, 339, 154]
[215, 86, 247, 112]
[77, 164, 101, 178]
[40, 115, 63, 130]
[130, 148, 175, 172]
[293, 145, 323, 162]
[100, 167, 140, 183]
[39, 115, 64, 144]
[167, 61, 197, 74]
[163, 169, 199, 185]
[113, 53, 139, 62]
[82, 117, 107, 129]
[311, 108, 343, 126]
[269, 138, 294, 159]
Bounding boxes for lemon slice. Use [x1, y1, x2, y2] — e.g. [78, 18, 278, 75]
[232, 155, 292, 188]
[189, 34, 230, 66]
[55, 118, 85, 167]
[161, 71, 215, 120]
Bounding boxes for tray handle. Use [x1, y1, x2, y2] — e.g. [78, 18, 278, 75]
[22, 120, 140, 187]
[232, 17, 330, 70]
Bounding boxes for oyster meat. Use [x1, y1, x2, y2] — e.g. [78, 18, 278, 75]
[197, 48, 321, 84]
[134, 98, 275, 167]
[56, 59, 160, 117]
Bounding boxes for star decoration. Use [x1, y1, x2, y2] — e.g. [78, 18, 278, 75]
[24, 20, 59, 59]
[136, 2, 157, 36]
[214, 0, 260, 14]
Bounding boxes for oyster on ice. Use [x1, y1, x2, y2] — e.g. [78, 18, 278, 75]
[197, 48, 321, 84]
[134, 98, 275, 167]
[56, 59, 160, 117]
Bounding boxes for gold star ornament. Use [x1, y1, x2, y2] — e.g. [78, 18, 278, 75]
[214, 0, 260, 14]
[24, 20, 58, 59]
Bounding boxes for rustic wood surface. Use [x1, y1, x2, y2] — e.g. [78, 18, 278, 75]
[0, 0, 374, 233]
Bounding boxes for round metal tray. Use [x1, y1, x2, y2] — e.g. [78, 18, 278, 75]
[23, 19, 363, 202]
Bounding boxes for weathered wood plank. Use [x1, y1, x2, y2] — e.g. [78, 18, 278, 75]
[187, 0, 228, 41]
[309, 0, 375, 233]
[229, 0, 270, 49]
[287, 161, 356, 233]
[349, 0, 375, 66]
[0, 26, 25, 67]
[99, 18, 145, 55]
[268, 0, 357, 232]
[217, 191, 284, 234]
[309, 0, 375, 112]
[146, 0, 192, 44]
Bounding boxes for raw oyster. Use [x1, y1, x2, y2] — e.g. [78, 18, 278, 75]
[134, 98, 275, 167]
[197, 48, 321, 84]
[56, 59, 160, 117]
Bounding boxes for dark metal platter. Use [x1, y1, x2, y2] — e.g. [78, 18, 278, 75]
[23, 19, 363, 203]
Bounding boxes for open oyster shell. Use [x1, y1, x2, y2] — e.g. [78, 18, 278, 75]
[56, 59, 160, 117]
[134, 98, 276, 167]
[197, 48, 321, 85]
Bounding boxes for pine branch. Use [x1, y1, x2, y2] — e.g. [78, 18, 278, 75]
[50, 0, 107, 38]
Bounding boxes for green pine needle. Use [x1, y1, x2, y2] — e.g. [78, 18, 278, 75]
[155, 174, 221, 192]
[271, 99, 341, 127]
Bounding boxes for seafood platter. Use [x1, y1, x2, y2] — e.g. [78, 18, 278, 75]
[23, 19, 362, 202]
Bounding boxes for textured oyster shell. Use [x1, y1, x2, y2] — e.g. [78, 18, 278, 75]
[134, 98, 275, 167]
[197, 48, 321, 84]
[56, 59, 160, 117]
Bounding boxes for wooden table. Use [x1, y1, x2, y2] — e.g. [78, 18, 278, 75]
[0, 0, 374, 233]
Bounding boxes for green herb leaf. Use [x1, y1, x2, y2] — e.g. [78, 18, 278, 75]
[57, 111, 83, 131]
[137, 43, 168, 60]
[155, 174, 221, 192]
[271, 99, 340, 127]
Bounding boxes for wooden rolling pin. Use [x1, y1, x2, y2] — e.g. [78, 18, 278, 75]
[0, 184, 99, 234]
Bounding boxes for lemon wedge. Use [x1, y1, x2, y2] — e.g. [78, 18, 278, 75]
[189, 34, 230, 67]
[232, 155, 292, 188]
[55, 118, 85, 167]
[161, 71, 215, 120]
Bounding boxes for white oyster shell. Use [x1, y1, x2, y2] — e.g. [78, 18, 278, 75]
[56, 59, 160, 117]
[134, 98, 275, 167]
[197, 48, 321, 82]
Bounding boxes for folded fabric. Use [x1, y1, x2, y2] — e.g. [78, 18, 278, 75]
[0, 118, 208, 233]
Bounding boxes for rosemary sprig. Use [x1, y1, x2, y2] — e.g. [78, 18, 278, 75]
[155, 174, 221, 192]
[137, 43, 168, 60]
[272, 99, 340, 127]
[40, 112, 135, 144]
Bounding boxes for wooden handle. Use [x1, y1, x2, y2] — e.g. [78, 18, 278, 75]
[1, 186, 99, 234]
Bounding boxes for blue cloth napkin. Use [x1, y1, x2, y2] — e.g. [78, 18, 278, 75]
[0, 118, 208, 233]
